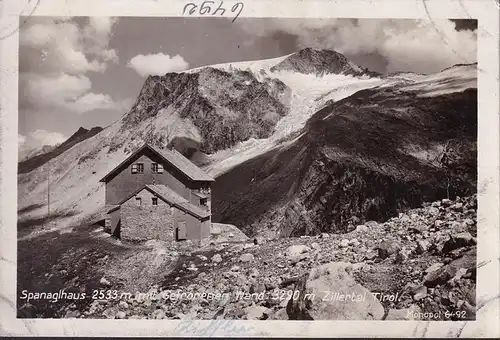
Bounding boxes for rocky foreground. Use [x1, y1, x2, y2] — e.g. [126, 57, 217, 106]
[75, 195, 476, 321]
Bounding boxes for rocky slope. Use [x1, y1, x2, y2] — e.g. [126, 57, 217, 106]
[119, 67, 290, 154]
[45, 195, 475, 321]
[212, 68, 477, 238]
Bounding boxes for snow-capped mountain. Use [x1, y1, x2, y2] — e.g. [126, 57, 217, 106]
[17, 48, 477, 237]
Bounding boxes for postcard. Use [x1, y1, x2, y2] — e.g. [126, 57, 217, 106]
[0, 0, 498, 337]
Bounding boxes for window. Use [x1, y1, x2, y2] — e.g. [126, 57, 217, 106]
[152, 197, 158, 206]
[135, 197, 142, 206]
[152, 163, 163, 174]
[131, 163, 144, 174]
[200, 198, 208, 206]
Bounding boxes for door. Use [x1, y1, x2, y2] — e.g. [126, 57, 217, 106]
[177, 221, 187, 241]
[112, 220, 121, 239]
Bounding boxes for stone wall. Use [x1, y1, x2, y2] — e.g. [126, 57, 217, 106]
[121, 188, 175, 242]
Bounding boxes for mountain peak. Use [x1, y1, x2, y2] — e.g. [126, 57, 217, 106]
[75, 127, 89, 134]
[270, 47, 380, 77]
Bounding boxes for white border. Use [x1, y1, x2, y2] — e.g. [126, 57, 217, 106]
[1, 0, 499, 337]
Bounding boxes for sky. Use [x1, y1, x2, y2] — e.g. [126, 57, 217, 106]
[18, 17, 477, 155]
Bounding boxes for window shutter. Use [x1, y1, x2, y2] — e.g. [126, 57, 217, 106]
[131, 164, 137, 174]
[157, 164, 164, 173]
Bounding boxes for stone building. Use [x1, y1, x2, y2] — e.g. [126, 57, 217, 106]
[100, 143, 214, 242]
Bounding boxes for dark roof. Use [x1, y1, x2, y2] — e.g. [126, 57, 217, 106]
[99, 143, 214, 183]
[107, 205, 120, 213]
[115, 184, 210, 220]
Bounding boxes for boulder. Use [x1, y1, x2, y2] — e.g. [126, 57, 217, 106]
[394, 249, 410, 264]
[413, 286, 428, 301]
[355, 225, 369, 233]
[424, 250, 476, 287]
[340, 239, 350, 248]
[245, 305, 269, 320]
[250, 282, 266, 294]
[442, 232, 476, 253]
[285, 245, 310, 257]
[290, 253, 309, 265]
[248, 268, 259, 278]
[416, 240, 430, 254]
[425, 263, 444, 273]
[102, 307, 118, 319]
[441, 198, 452, 206]
[409, 224, 428, 234]
[286, 262, 384, 320]
[211, 254, 223, 263]
[427, 207, 440, 216]
[376, 241, 401, 259]
[311, 242, 321, 250]
[240, 253, 255, 263]
[99, 277, 112, 287]
[115, 311, 126, 319]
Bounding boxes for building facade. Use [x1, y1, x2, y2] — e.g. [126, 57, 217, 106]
[100, 143, 214, 242]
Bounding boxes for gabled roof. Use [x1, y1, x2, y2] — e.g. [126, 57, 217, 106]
[99, 143, 214, 183]
[116, 184, 211, 220]
[146, 184, 211, 219]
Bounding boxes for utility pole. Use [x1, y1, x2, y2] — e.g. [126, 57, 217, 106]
[47, 163, 50, 218]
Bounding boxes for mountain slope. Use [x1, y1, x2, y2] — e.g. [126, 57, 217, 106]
[17, 48, 387, 232]
[16, 50, 475, 238]
[270, 48, 381, 77]
[18, 127, 103, 174]
[19, 144, 59, 162]
[118, 67, 290, 154]
[211, 68, 477, 238]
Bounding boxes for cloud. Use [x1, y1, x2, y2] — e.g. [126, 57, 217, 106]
[19, 17, 126, 115]
[21, 72, 122, 114]
[84, 17, 120, 63]
[18, 130, 67, 158]
[18, 134, 27, 147]
[127, 53, 190, 77]
[237, 19, 477, 74]
[19, 17, 119, 74]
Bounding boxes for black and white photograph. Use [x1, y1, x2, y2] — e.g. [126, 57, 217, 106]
[15, 15, 480, 321]
[1, 0, 499, 337]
